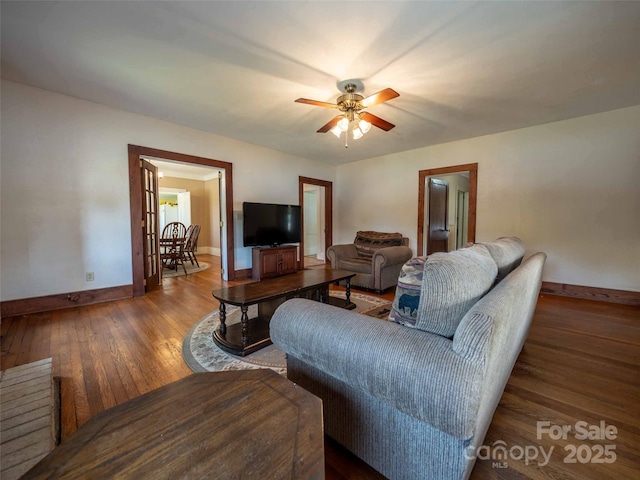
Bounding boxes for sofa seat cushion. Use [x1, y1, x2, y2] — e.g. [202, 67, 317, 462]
[271, 299, 485, 440]
[337, 257, 372, 274]
[353, 231, 404, 258]
[391, 245, 497, 337]
[389, 257, 427, 325]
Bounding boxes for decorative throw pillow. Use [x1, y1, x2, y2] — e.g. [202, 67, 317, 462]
[389, 257, 427, 326]
[353, 231, 404, 258]
[391, 245, 498, 338]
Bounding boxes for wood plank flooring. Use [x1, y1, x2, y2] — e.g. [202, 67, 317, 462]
[0, 358, 57, 480]
[1, 254, 638, 479]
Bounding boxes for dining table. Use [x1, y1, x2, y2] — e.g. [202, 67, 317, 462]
[160, 236, 186, 271]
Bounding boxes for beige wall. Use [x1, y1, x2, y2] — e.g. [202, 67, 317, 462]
[337, 105, 640, 292]
[1, 80, 335, 301]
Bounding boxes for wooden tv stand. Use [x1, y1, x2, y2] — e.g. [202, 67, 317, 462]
[252, 245, 298, 281]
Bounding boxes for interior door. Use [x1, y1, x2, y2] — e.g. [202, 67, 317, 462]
[141, 159, 161, 292]
[177, 191, 191, 226]
[303, 189, 318, 256]
[456, 190, 470, 249]
[427, 178, 449, 254]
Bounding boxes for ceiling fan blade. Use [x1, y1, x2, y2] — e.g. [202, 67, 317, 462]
[361, 88, 400, 108]
[317, 116, 342, 133]
[295, 98, 339, 109]
[361, 112, 395, 131]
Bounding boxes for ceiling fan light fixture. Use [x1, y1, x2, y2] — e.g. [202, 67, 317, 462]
[330, 125, 342, 138]
[337, 116, 349, 132]
[352, 127, 364, 140]
[359, 118, 371, 134]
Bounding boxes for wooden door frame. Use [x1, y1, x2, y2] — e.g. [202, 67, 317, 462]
[129, 145, 235, 296]
[418, 163, 477, 257]
[298, 176, 333, 269]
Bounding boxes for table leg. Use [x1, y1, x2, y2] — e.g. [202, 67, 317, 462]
[219, 302, 227, 335]
[241, 306, 249, 347]
[345, 278, 352, 306]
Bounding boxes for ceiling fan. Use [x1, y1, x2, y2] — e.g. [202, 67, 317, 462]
[295, 82, 399, 147]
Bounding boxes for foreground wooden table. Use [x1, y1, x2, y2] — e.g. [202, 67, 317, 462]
[23, 369, 324, 479]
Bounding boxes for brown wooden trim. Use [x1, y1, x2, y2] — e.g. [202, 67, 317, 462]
[467, 167, 477, 243]
[418, 163, 478, 177]
[418, 163, 478, 256]
[234, 268, 253, 280]
[223, 163, 235, 281]
[541, 282, 640, 306]
[299, 176, 333, 270]
[128, 145, 236, 296]
[129, 150, 145, 296]
[1, 285, 134, 318]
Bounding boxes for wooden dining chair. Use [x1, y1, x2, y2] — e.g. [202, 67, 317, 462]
[161, 222, 187, 275]
[183, 224, 201, 268]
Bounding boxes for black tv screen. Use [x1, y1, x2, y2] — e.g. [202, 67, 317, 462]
[242, 202, 302, 247]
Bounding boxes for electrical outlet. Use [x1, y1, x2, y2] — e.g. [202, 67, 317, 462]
[86, 272, 94, 281]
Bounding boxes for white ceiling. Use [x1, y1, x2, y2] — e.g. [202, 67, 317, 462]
[2, 1, 639, 165]
[146, 157, 220, 181]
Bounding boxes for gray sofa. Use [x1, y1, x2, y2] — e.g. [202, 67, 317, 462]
[327, 231, 413, 294]
[271, 237, 545, 480]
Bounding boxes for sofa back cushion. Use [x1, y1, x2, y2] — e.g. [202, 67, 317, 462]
[478, 237, 525, 283]
[353, 231, 404, 258]
[390, 244, 497, 337]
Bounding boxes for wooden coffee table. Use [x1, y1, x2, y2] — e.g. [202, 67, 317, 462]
[212, 269, 356, 356]
[23, 370, 324, 479]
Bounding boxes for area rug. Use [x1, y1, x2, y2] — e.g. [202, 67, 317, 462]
[162, 261, 211, 278]
[182, 291, 392, 375]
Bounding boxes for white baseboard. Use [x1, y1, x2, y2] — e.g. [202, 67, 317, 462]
[198, 246, 221, 256]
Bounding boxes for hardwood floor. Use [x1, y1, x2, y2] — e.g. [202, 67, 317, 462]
[1, 254, 638, 479]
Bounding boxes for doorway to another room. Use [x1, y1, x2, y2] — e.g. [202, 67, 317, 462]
[417, 163, 477, 256]
[128, 145, 235, 296]
[299, 177, 333, 269]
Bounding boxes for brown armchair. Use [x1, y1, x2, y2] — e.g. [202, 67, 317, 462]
[327, 231, 413, 294]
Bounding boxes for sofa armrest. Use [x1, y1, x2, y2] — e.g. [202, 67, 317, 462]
[372, 245, 413, 269]
[373, 246, 413, 266]
[271, 299, 485, 439]
[326, 243, 358, 268]
[371, 246, 413, 291]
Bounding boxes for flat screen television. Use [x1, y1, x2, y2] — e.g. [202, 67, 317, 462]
[242, 202, 302, 247]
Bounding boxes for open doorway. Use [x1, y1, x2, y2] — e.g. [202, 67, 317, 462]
[417, 163, 477, 256]
[128, 145, 235, 296]
[299, 176, 333, 269]
[148, 158, 223, 283]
